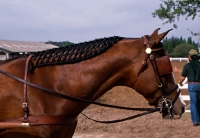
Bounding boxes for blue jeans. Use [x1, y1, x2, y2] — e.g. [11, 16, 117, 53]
[188, 84, 200, 124]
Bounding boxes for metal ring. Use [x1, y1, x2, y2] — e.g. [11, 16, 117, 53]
[23, 103, 28, 107]
[158, 83, 162, 87]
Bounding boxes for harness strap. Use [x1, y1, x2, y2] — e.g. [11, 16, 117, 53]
[149, 55, 166, 94]
[131, 37, 164, 86]
[172, 88, 181, 105]
[23, 55, 32, 119]
[143, 36, 166, 97]
[148, 84, 179, 106]
[0, 116, 77, 129]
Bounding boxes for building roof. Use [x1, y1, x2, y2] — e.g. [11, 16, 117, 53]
[0, 40, 58, 53]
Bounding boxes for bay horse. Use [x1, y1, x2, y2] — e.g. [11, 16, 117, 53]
[0, 28, 185, 138]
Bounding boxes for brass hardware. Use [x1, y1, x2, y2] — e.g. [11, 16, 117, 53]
[21, 123, 30, 127]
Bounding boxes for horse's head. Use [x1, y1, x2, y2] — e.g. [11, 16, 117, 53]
[128, 28, 185, 119]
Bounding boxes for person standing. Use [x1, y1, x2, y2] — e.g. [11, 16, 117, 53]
[179, 49, 200, 126]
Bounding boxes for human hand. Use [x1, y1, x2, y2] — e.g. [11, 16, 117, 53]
[179, 81, 183, 87]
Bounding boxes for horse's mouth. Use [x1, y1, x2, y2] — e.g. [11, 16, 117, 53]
[173, 115, 181, 119]
[161, 109, 182, 119]
[172, 105, 186, 119]
[162, 113, 182, 119]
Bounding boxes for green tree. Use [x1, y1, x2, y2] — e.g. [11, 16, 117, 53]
[187, 36, 193, 44]
[163, 36, 197, 56]
[172, 43, 196, 57]
[65, 41, 72, 46]
[152, 0, 200, 35]
[46, 41, 74, 47]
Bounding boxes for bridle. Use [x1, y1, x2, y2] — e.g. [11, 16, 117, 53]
[0, 36, 180, 128]
[139, 35, 180, 118]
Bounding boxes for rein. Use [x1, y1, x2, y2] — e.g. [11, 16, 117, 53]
[0, 68, 159, 111]
[0, 68, 159, 127]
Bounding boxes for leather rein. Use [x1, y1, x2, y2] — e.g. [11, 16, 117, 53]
[0, 36, 180, 128]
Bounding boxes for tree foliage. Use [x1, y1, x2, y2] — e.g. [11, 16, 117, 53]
[152, 0, 200, 35]
[162, 36, 197, 56]
[172, 43, 196, 57]
[46, 41, 74, 47]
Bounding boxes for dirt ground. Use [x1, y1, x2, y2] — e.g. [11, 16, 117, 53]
[73, 61, 200, 138]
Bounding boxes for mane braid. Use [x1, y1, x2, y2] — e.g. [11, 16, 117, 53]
[30, 36, 124, 71]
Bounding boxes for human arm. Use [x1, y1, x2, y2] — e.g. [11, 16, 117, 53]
[179, 76, 186, 87]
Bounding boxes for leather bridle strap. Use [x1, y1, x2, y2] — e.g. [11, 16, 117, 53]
[172, 88, 181, 105]
[149, 54, 166, 95]
[148, 84, 179, 106]
[23, 55, 32, 119]
[0, 116, 77, 129]
[131, 37, 164, 86]
[142, 36, 166, 96]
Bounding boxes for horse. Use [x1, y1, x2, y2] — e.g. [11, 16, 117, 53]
[0, 28, 185, 138]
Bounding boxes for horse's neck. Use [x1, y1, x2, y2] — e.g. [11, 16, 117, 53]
[0, 41, 145, 118]
[75, 42, 141, 101]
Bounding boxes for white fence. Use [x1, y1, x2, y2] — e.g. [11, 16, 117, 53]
[170, 57, 188, 62]
[179, 84, 190, 112]
[169, 58, 190, 112]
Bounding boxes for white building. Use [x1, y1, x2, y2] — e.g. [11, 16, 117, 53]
[0, 40, 58, 61]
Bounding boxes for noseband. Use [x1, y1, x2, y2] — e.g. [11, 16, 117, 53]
[132, 36, 180, 118]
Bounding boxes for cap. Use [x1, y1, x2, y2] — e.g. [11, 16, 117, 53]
[188, 49, 198, 56]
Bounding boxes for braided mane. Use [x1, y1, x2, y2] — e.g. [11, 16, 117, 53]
[30, 36, 124, 70]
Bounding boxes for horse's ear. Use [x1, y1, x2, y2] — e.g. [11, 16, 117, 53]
[150, 28, 160, 37]
[150, 29, 173, 44]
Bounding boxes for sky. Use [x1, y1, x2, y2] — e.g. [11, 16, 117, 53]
[0, 0, 199, 44]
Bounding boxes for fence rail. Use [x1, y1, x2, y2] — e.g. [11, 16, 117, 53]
[169, 58, 190, 112]
[170, 58, 188, 62]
